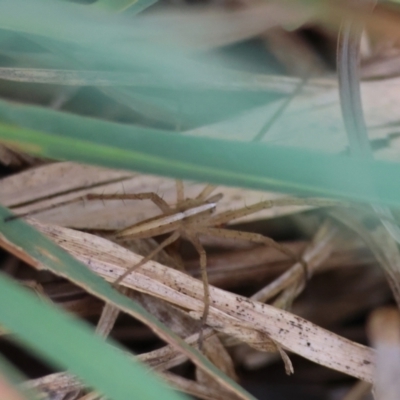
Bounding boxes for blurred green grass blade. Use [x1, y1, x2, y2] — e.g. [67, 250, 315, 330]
[0, 272, 187, 400]
[0, 67, 284, 92]
[0, 51, 65, 69]
[0, 0, 253, 73]
[20, 34, 271, 126]
[0, 205, 256, 400]
[0, 0, 278, 125]
[0, 353, 41, 400]
[0, 99, 400, 206]
[94, 0, 158, 13]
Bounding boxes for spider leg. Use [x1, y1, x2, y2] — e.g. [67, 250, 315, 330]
[198, 227, 309, 282]
[86, 192, 172, 214]
[5, 191, 172, 222]
[209, 198, 340, 226]
[114, 231, 180, 285]
[186, 233, 209, 351]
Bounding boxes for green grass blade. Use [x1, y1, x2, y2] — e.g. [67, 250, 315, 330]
[0, 98, 399, 207]
[0, 67, 281, 91]
[0, 272, 187, 400]
[0, 0, 267, 76]
[0, 205, 256, 400]
[0, 0, 279, 125]
[93, 0, 158, 13]
[0, 353, 41, 400]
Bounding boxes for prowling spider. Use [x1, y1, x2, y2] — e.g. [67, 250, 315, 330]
[6, 179, 336, 347]
[81, 181, 336, 345]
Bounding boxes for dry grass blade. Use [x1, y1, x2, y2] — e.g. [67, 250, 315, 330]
[95, 302, 121, 338]
[187, 237, 374, 288]
[24, 329, 216, 399]
[29, 219, 375, 382]
[131, 292, 237, 388]
[60, 372, 233, 400]
[132, 292, 201, 337]
[9, 179, 331, 350]
[161, 372, 233, 400]
[195, 335, 238, 394]
[367, 307, 400, 400]
[0, 212, 255, 400]
[0, 144, 41, 168]
[77, 371, 232, 400]
[23, 372, 82, 399]
[95, 286, 129, 338]
[0, 163, 316, 230]
[252, 219, 339, 303]
[0, 162, 134, 208]
[0, 145, 28, 167]
[144, 329, 215, 371]
[55, 187, 334, 348]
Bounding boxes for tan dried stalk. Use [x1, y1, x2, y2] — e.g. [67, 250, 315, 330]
[29, 219, 375, 383]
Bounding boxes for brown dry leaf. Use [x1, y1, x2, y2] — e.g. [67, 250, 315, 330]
[29, 219, 375, 382]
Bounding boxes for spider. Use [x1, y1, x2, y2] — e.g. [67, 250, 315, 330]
[7, 179, 334, 347]
[81, 181, 334, 346]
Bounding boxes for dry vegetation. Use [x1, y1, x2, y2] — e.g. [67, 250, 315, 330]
[2, 1, 400, 400]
